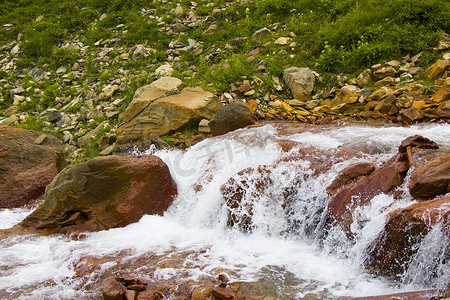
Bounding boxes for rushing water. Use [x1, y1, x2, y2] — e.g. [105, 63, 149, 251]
[1, 122, 449, 299]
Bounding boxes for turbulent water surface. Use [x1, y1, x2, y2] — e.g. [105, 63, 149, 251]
[1, 122, 449, 299]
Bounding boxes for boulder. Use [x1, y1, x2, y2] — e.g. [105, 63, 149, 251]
[326, 162, 376, 196]
[17, 155, 177, 234]
[327, 154, 408, 233]
[372, 66, 397, 80]
[283, 67, 315, 100]
[399, 107, 423, 123]
[117, 86, 221, 144]
[398, 135, 439, 153]
[431, 77, 450, 103]
[427, 59, 450, 81]
[209, 102, 254, 136]
[0, 126, 65, 208]
[408, 154, 450, 200]
[121, 77, 186, 124]
[366, 195, 450, 275]
[439, 101, 450, 118]
[102, 277, 126, 300]
[356, 69, 372, 87]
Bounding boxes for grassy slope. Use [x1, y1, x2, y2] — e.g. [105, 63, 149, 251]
[0, 0, 449, 111]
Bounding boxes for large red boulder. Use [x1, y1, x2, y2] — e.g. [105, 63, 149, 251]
[408, 154, 450, 200]
[17, 155, 177, 234]
[327, 135, 442, 235]
[366, 195, 450, 276]
[327, 153, 408, 233]
[0, 125, 66, 208]
[326, 162, 376, 196]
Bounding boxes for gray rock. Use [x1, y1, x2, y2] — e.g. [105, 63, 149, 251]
[283, 67, 315, 100]
[173, 22, 187, 33]
[209, 102, 254, 136]
[252, 28, 271, 41]
[40, 109, 62, 123]
[132, 45, 147, 61]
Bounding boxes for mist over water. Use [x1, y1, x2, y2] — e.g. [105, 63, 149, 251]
[1, 122, 449, 299]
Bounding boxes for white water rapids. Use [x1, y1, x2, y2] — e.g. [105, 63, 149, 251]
[0, 122, 449, 299]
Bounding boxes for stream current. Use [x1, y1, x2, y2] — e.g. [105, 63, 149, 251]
[0, 122, 449, 299]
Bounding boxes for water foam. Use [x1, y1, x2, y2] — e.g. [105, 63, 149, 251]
[1, 123, 449, 299]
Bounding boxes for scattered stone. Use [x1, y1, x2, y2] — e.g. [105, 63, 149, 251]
[274, 37, 292, 45]
[154, 64, 174, 77]
[209, 102, 254, 136]
[372, 66, 396, 80]
[427, 59, 450, 81]
[356, 69, 372, 87]
[203, 24, 217, 35]
[431, 78, 450, 103]
[102, 277, 126, 300]
[252, 27, 271, 41]
[132, 45, 147, 61]
[4, 106, 19, 117]
[399, 107, 423, 123]
[283, 67, 315, 100]
[172, 22, 187, 33]
[198, 119, 211, 133]
[434, 32, 450, 51]
[0, 115, 19, 126]
[211, 286, 235, 300]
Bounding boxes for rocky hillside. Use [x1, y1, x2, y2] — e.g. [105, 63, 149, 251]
[0, 0, 449, 163]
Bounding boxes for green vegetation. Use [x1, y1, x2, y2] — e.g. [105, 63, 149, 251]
[0, 0, 448, 161]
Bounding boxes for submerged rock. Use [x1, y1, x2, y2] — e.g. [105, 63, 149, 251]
[328, 135, 441, 234]
[326, 162, 376, 196]
[0, 126, 66, 208]
[366, 195, 450, 276]
[17, 155, 177, 234]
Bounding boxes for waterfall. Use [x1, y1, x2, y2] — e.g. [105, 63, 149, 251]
[1, 122, 449, 299]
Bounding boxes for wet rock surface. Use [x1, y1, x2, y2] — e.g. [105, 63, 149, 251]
[17, 155, 177, 234]
[366, 195, 450, 276]
[0, 125, 66, 208]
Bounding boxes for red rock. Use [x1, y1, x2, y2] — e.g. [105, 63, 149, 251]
[125, 290, 136, 300]
[211, 286, 235, 300]
[326, 162, 375, 195]
[0, 126, 66, 208]
[17, 155, 177, 234]
[398, 135, 439, 153]
[399, 107, 424, 123]
[102, 277, 126, 300]
[136, 290, 164, 300]
[366, 195, 450, 275]
[328, 154, 408, 234]
[221, 165, 272, 231]
[350, 289, 442, 300]
[408, 154, 450, 200]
